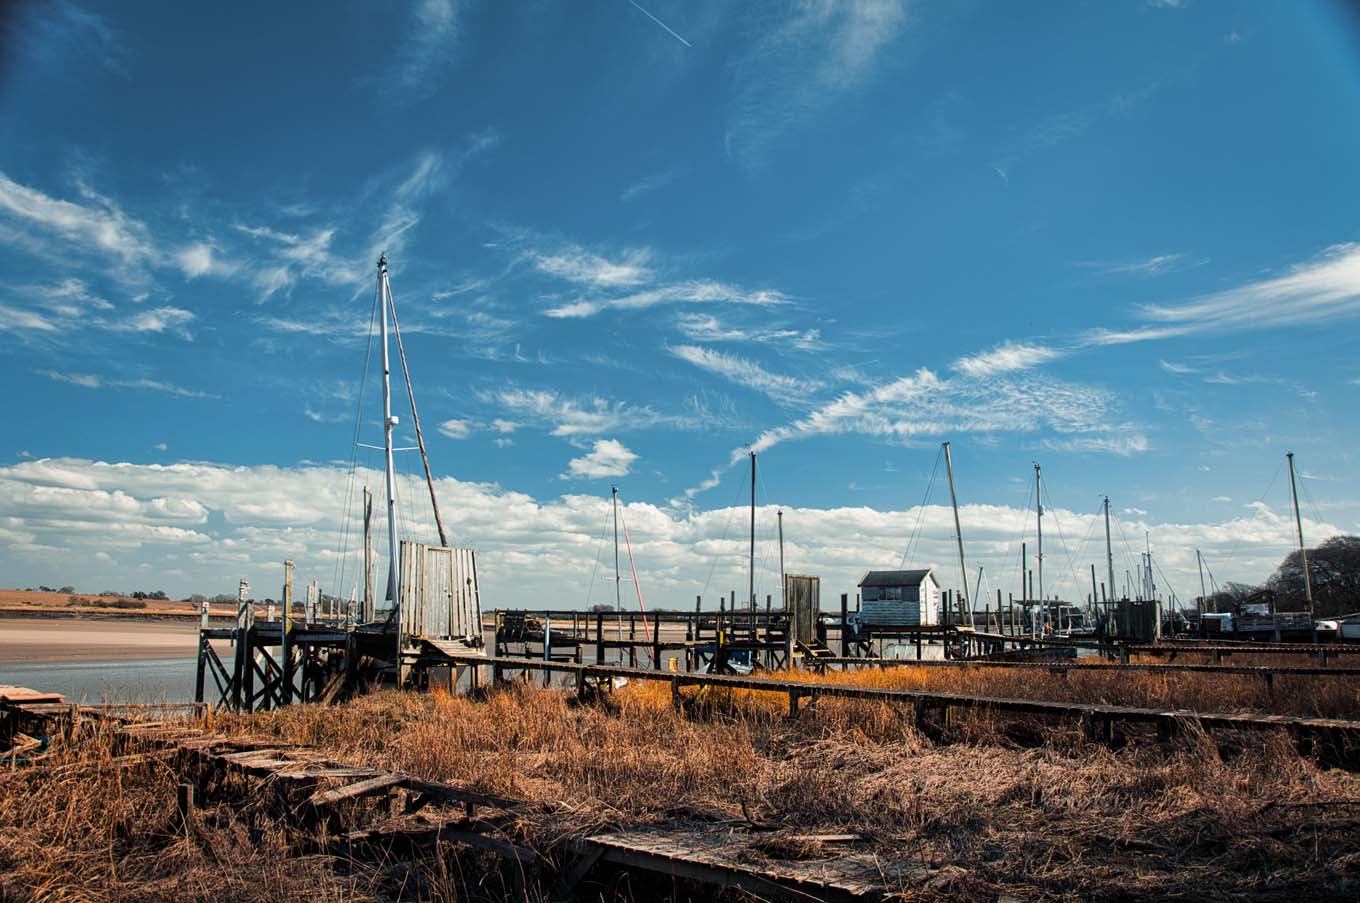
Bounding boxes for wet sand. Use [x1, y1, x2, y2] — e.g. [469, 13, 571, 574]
[0, 617, 200, 664]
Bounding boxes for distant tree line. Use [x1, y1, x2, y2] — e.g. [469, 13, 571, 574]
[1205, 535, 1360, 618]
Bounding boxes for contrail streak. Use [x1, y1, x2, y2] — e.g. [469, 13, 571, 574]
[626, 0, 692, 48]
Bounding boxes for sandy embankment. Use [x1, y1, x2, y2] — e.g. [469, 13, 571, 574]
[0, 617, 200, 664]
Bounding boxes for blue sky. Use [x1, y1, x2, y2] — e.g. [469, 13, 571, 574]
[2, 0, 1358, 609]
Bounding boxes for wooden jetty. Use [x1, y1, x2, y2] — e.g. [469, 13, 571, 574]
[429, 652, 1360, 763]
[3, 696, 928, 901]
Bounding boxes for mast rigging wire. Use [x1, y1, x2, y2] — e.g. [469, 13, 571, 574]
[331, 279, 381, 602]
[384, 277, 449, 548]
[618, 506, 651, 633]
[897, 446, 943, 569]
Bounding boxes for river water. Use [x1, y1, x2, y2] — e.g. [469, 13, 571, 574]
[0, 657, 200, 703]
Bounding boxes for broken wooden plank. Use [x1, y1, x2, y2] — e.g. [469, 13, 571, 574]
[308, 771, 408, 807]
[400, 776, 526, 812]
[0, 686, 65, 705]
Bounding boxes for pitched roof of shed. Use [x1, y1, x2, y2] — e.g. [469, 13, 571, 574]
[858, 568, 934, 588]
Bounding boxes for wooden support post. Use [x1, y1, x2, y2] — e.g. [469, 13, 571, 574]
[177, 782, 196, 834]
[788, 689, 800, 718]
[671, 675, 681, 711]
[653, 614, 662, 670]
[194, 632, 207, 705]
[281, 560, 293, 705]
[595, 612, 604, 666]
[840, 593, 849, 656]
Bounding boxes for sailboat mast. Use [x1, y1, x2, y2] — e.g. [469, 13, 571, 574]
[777, 509, 785, 613]
[612, 485, 622, 641]
[363, 486, 374, 621]
[1145, 533, 1154, 601]
[378, 255, 400, 605]
[1034, 464, 1043, 602]
[1286, 451, 1315, 624]
[383, 272, 448, 548]
[1104, 496, 1115, 625]
[1196, 549, 1207, 615]
[749, 451, 756, 628]
[943, 442, 971, 626]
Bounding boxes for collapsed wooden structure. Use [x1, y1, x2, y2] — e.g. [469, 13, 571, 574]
[196, 541, 485, 713]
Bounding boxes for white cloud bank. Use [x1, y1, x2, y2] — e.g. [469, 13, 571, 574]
[0, 457, 1341, 612]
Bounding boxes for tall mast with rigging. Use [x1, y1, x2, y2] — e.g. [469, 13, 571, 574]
[943, 442, 972, 627]
[378, 256, 400, 604]
[1034, 464, 1043, 602]
[748, 451, 757, 633]
[1104, 496, 1115, 618]
[612, 485, 622, 644]
[1286, 451, 1315, 633]
[777, 508, 785, 612]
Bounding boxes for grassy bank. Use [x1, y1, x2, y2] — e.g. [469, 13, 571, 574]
[4, 669, 1359, 901]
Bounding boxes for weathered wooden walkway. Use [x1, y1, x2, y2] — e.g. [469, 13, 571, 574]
[812, 657, 1360, 684]
[145, 726, 918, 901]
[428, 651, 1360, 756]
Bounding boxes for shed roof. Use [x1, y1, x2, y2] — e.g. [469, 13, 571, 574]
[858, 568, 934, 588]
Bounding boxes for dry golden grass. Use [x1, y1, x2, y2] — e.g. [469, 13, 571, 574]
[0, 718, 536, 903]
[213, 678, 1360, 900]
[784, 660, 1360, 719]
[5, 662, 1360, 902]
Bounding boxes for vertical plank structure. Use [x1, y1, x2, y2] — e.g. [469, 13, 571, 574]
[282, 560, 294, 705]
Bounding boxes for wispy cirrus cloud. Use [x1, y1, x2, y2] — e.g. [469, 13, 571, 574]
[1138, 243, 1360, 332]
[725, 0, 908, 167]
[484, 386, 687, 437]
[1, 274, 195, 340]
[388, 0, 466, 96]
[109, 306, 195, 337]
[561, 439, 638, 479]
[37, 369, 214, 398]
[1092, 253, 1200, 276]
[0, 169, 153, 267]
[0, 305, 60, 333]
[675, 313, 824, 350]
[1077, 243, 1360, 349]
[620, 170, 679, 203]
[684, 367, 1144, 498]
[14, 1, 131, 78]
[1042, 434, 1150, 456]
[531, 245, 653, 289]
[669, 344, 822, 402]
[952, 341, 1061, 378]
[546, 280, 787, 319]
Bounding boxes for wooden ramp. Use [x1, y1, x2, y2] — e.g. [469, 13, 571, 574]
[139, 727, 912, 901]
[584, 826, 922, 901]
[0, 685, 66, 705]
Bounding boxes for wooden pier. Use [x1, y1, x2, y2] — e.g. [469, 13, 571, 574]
[427, 652, 1360, 763]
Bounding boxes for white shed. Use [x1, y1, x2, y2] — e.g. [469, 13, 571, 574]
[857, 569, 941, 627]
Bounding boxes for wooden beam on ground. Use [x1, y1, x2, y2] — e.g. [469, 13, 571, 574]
[308, 771, 408, 806]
